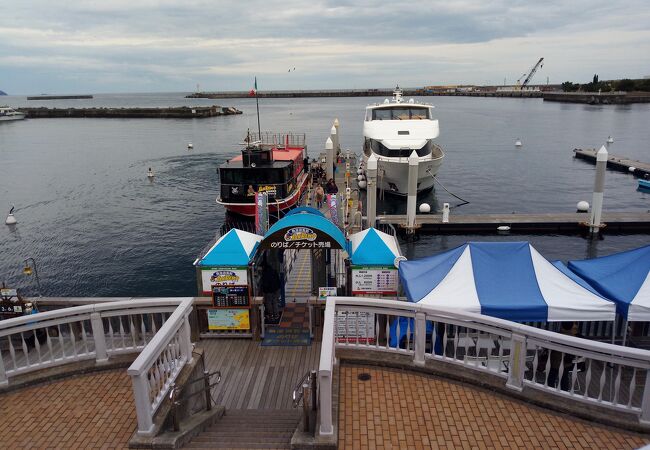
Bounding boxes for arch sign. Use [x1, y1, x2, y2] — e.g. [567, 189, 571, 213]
[259, 225, 344, 250]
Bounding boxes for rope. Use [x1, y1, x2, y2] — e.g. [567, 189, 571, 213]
[426, 169, 470, 208]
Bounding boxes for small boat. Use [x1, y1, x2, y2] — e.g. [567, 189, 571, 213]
[639, 179, 650, 189]
[362, 86, 444, 195]
[0, 106, 26, 122]
[216, 132, 309, 217]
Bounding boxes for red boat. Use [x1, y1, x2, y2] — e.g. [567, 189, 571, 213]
[216, 133, 309, 217]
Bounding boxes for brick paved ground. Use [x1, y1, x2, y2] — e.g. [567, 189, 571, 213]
[339, 365, 650, 450]
[0, 370, 135, 449]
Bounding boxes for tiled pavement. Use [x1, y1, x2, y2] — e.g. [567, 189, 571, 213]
[339, 364, 650, 450]
[0, 370, 135, 449]
[278, 303, 310, 329]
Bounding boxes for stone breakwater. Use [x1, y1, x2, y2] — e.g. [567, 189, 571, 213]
[19, 105, 242, 119]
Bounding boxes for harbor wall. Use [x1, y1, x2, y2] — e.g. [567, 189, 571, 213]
[20, 105, 242, 119]
[543, 92, 650, 104]
[186, 90, 544, 99]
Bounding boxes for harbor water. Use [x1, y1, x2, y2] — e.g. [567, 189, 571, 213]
[0, 93, 648, 296]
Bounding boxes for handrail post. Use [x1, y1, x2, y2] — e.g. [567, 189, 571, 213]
[318, 370, 333, 435]
[90, 312, 108, 363]
[0, 351, 7, 386]
[310, 370, 318, 412]
[204, 370, 212, 411]
[414, 312, 426, 366]
[506, 333, 526, 391]
[180, 313, 193, 362]
[131, 373, 155, 435]
[302, 382, 311, 432]
[641, 370, 650, 424]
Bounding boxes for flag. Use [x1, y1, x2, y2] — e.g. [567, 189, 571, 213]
[249, 77, 258, 97]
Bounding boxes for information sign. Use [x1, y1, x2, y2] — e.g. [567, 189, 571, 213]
[201, 268, 248, 295]
[351, 266, 399, 295]
[207, 309, 250, 331]
[318, 286, 337, 300]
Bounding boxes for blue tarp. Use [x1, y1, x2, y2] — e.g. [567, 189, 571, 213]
[398, 242, 615, 322]
[568, 245, 650, 320]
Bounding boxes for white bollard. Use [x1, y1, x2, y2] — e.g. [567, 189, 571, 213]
[442, 203, 450, 223]
[589, 145, 608, 234]
[334, 118, 340, 151]
[366, 154, 378, 229]
[330, 125, 339, 160]
[325, 137, 334, 181]
[407, 151, 419, 230]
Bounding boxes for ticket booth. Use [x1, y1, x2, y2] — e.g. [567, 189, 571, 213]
[194, 229, 263, 338]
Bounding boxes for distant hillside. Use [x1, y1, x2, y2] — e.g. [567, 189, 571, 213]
[0, 90, 7, 96]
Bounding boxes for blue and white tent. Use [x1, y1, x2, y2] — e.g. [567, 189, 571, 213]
[195, 228, 263, 267]
[568, 245, 650, 321]
[399, 242, 615, 322]
[349, 228, 401, 266]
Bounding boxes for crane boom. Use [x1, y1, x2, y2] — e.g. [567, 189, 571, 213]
[519, 57, 544, 87]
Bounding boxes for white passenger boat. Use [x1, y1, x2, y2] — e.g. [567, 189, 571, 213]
[362, 87, 444, 195]
[0, 106, 26, 122]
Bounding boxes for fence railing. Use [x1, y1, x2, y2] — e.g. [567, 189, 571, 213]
[318, 297, 650, 436]
[0, 297, 195, 437]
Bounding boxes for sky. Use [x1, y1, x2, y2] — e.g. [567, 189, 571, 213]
[1, 0, 649, 94]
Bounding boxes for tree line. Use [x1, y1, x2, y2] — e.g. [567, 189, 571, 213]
[562, 75, 650, 93]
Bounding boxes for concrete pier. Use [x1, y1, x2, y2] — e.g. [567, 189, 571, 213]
[18, 105, 242, 119]
[574, 148, 650, 178]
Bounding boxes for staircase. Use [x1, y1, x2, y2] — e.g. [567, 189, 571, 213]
[284, 250, 313, 301]
[183, 409, 301, 449]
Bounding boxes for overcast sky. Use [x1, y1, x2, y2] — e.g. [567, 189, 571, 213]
[1, 0, 649, 94]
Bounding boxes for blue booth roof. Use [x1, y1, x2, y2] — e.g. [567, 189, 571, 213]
[196, 228, 263, 267]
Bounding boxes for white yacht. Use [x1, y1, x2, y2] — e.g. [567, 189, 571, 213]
[363, 87, 444, 195]
[0, 106, 26, 122]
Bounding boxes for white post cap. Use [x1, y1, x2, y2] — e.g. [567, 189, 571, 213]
[334, 118, 339, 127]
[325, 137, 333, 149]
[367, 154, 378, 170]
[596, 145, 608, 161]
[330, 125, 337, 135]
[409, 150, 419, 165]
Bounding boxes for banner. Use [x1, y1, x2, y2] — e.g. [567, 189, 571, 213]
[255, 192, 268, 235]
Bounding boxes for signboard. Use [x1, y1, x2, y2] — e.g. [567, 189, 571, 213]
[255, 192, 268, 235]
[318, 286, 337, 300]
[212, 285, 249, 307]
[201, 268, 248, 294]
[336, 310, 376, 344]
[351, 266, 399, 295]
[207, 308, 250, 331]
[259, 226, 343, 250]
[258, 185, 277, 198]
[327, 194, 339, 226]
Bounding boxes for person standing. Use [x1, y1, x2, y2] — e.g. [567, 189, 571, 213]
[325, 178, 338, 194]
[261, 261, 281, 323]
[314, 183, 325, 209]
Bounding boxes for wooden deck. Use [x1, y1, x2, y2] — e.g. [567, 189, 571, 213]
[200, 339, 321, 410]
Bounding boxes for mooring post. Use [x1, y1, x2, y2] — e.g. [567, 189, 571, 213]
[366, 154, 378, 229]
[442, 203, 450, 223]
[325, 137, 334, 181]
[407, 151, 419, 231]
[333, 118, 340, 151]
[330, 125, 338, 162]
[589, 145, 608, 234]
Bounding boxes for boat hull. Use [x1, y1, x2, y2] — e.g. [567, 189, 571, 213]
[362, 153, 443, 195]
[0, 114, 25, 122]
[217, 171, 309, 217]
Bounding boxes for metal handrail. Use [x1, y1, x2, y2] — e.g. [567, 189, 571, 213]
[169, 370, 222, 432]
[292, 370, 312, 407]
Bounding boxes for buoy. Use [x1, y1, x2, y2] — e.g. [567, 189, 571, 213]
[357, 174, 365, 182]
[497, 225, 511, 234]
[607, 136, 614, 144]
[629, 166, 636, 173]
[188, 142, 193, 149]
[419, 203, 431, 213]
[358, 180, 367, 189]
[5, 205, 17, 225]
[577, 201, 589, 213]
[515, 138, 522, 147]
[147, 168, 155, 178]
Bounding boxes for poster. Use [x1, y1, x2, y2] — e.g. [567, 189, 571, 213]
[255, 192, 268, 235]
[351, 267, 399, 295]
[318, 286, 337, 300]
[259, 225, 343, 250]
[336, 310, 376, 344]
[207, 309, 250, 331]
[201, 268, 248, 294]
[327, 194, 339, 226]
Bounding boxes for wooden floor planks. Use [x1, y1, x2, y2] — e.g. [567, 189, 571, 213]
[200, 339, 321, 410]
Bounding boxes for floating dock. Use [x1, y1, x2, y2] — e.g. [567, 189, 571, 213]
[376, 211, 650, 234]
[19, 105, 242, 119]
[574, 148, 650, 178]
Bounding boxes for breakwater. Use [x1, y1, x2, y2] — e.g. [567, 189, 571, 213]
[20, 105, 242, 119]
[26, 95, 94, 100]
[543, 92, 650, 104]
[186, 89, 543, 99]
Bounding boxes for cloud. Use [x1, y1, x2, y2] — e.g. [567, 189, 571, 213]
[1, 0, 649, 93]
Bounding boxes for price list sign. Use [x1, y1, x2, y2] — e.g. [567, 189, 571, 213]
[351, 266, 398, 295]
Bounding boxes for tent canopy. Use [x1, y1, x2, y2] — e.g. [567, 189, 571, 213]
[568, 245, 650, 321]
[399, 242, 615, 322]
[195, 228, 262, 267]
[259, 211, 347, 250]
[349, 228, 401, 266]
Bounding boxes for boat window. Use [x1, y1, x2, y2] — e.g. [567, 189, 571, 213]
[221, 168, 285, 184]
[368, 139, 433, 158]
[371, 107, 430, 120]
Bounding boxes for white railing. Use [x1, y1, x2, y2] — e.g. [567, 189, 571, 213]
[318, 297, 650, 436]
[0, 297, 194, 437]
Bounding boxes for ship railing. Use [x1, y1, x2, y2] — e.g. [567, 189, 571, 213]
[0, 297, 195, 437]
[317, 297, 650, 436]
[249, 132, 306, 148]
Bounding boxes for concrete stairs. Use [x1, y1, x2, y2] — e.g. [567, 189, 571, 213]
[183, 409, 301, 449]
